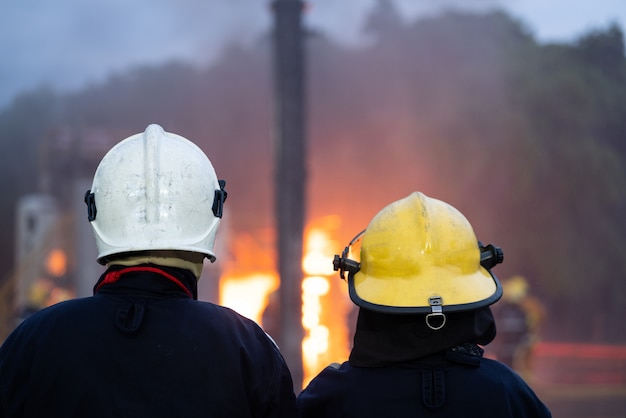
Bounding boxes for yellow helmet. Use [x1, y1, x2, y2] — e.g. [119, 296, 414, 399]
[502, 275, 528, 303]
[333, 192, 503, 321]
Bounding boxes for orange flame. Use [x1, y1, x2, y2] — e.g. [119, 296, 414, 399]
[219, 221, 352, 388]
[301, 226, 350, 386]
[219, 230, 278, 325]
[220, 273, 278, 324]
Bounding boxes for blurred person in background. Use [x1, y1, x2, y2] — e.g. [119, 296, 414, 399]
[0, 124, 298, 418]
[298, 192, 551, 417]
[490, 275, 546, 375]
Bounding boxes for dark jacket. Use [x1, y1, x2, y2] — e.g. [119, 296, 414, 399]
[297, 348, 551, 417]
[0, 265, 298, 418]
[298, 307, 551, 417]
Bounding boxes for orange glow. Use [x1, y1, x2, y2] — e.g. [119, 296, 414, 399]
[45, 249, 67, 277]
[218, 223, 352, 389]
[301, 227, 350, 387]
[302, 276, 330, 375]
[220, 273, 278, 324]
[303, 230, 336, 277]
[218, 230, 279, 324]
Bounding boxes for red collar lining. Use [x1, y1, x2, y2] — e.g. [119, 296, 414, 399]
[95, 266, 193, 298]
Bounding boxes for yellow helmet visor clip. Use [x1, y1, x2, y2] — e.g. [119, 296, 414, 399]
[332, 229, 365, 280]
[425, 296, 447, 330]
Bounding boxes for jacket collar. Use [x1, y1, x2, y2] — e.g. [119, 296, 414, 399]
[93, 264, 198, 299]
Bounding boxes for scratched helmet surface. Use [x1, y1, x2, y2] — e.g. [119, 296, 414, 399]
[344, 192, 502, 314]
[86, 124, 226, 264]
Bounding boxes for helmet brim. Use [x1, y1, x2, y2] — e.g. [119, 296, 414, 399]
[348, 267, 502, 314]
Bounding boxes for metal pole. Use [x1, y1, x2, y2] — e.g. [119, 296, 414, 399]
[271, 0, 306, 391]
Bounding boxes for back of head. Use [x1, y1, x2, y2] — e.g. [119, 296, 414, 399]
[84, 124, 227, 265]
[333, 192, 504, 364]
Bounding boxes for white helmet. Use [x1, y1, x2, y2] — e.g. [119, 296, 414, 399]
[84, 124, 227, 264]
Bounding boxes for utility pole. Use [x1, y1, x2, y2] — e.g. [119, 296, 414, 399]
[272, 0, 306, 390]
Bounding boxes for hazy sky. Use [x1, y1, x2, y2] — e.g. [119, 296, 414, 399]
[1, 0, 624, 110]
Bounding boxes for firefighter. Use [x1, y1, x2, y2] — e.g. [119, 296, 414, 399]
[0, 124, 298, 417]
[298, 192, 551, 417]
[491, 275, 546, 374]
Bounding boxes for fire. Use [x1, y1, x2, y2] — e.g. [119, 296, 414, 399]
[302, 230, 336, 277]
[220, 273, 278, 324]
[302, 276, 330, 367]
[301, 226, 351, 386]
[218, 230, 279, 324]
[45, 248, 67, 277]
[219, 222, 352, 388]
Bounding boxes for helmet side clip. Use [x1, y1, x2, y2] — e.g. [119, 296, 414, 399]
[212, 179, 228, 218]
[479, 242, 504, 270]
[84, 190, 97, 222]
[332, 229, 365, 280]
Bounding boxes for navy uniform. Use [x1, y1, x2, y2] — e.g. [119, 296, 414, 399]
[1, 125, 298, 417]
[1, 266, 297, 417]
[298, 309, 551, 417]
[299, 192, 551, 417]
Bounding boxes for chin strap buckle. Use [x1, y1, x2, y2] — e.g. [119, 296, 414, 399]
[425, 296, 446, 330]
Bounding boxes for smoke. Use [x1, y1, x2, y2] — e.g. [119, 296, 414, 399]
[0, 0, 269, 109]
[2, 0, 624, 110]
